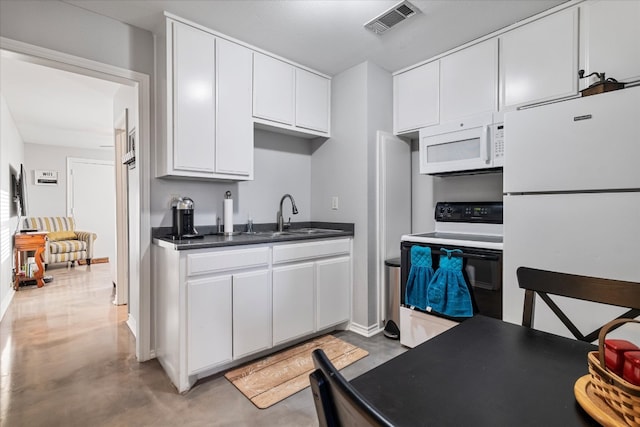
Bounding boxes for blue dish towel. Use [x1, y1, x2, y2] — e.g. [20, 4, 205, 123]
[426, 248, 473, 318]
[405, 246, 434, 310]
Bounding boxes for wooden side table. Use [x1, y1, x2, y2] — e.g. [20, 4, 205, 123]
[14, 232, 47, 290]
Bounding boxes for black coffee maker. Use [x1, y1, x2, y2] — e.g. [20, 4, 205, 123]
[172, 197, 198, 238]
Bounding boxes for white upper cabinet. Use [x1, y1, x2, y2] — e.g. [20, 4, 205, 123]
[393, 60, 440, 135]
[295, 68, 331, 133]
[161, 19, 253, 180]
[215, 38, 253, 177]
[253, 53, 331, 137]
[253, 53, 295, 125]
[580, 0, 640, 89]
[171, 21, 216, 174]
[440, 39, 498, 123]
[499, 8, 579, 110]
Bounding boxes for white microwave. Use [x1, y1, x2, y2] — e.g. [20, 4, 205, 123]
[419, 113, 504, 175]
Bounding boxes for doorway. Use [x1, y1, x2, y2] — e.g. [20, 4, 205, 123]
[0, 38, 152, 361]
[66, 157, 116, 274]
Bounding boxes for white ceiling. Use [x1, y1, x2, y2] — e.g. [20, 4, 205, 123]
[64, 0, 566, 76]
[1, 0, 567, 150]
[0, 54, 123, 150]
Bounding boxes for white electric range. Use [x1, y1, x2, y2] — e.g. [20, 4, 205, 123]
[399, 201, 503, 347]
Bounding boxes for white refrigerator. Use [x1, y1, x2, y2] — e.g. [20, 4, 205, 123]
[503, 86, 640, 341]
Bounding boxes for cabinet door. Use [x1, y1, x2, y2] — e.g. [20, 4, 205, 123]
[187, 276, 232, 373]
[253, 53, 295, 125]
[233, 269, 272, 359]
[440, 39, 498, 123]
[216, 38, 253, 176]
[580, 0, 640, 88]
[393, 61, 439, 134]
[272, 263, 315, 345]
[500, 8, 578, 109]
[172, 21, 216, 173]
[316, 257, 350, 330]
[295, 68, 330, 133]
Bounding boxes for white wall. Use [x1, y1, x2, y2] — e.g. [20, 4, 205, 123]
[23, 143, 114, 217]
[310, 61, 373, 330]
[151, 129, 312, 229]
[365, 62, 394, 324]
[310, 61, 395, 332]
[0, 94, 24, 320]
[0, 0, 154, 357]
[0, 1, 153, 76]
[410, 141, 504, 232]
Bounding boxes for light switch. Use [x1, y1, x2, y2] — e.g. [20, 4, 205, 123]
[331, 196, 339, 210]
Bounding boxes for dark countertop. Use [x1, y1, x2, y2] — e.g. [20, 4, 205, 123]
[153, 222, 354, 250]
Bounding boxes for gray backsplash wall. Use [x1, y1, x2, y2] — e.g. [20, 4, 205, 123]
[411, 140, 503, 233]
[150, 129, 312, 228]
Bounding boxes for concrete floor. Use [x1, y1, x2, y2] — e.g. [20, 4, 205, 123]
[1, 263, 406, 426]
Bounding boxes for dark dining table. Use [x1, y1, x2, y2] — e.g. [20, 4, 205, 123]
[351, 315, 601, 426]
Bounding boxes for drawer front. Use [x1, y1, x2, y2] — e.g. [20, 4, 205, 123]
[187, 247, 270, 276]
[272, 238, 350, 264]
[399, 307, 459, 348]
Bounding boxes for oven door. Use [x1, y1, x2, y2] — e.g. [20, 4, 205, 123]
[401, 241, 503, 320]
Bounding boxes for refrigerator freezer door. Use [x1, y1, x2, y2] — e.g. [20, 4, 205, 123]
[503, 192, 640, 340]
[504, 86, 640, 193]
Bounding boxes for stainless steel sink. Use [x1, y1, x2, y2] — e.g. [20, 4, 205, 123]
[244, 231, 294, 237]
[242, 228, 344, 237]
[288, 228, 344, 234]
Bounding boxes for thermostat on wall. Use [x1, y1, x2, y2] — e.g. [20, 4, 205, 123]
[35, 170, 58, 186]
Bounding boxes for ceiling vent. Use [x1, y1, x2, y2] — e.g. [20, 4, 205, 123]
[364, 1, 420, 35]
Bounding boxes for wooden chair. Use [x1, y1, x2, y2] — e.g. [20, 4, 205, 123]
[309, 349, 395, 427]
[517, 267, 640, 342]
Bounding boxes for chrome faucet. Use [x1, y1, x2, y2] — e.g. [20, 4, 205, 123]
[277, 194, 298, 231]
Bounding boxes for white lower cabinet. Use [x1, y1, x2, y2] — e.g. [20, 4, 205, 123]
[154, 237, 351, 392]
[187, 275, 233, 374]
[233, 269, 271, 359]
[273, 263, 315, 345]
[316, 257, 350, 330]
[272, 238, 352, 345]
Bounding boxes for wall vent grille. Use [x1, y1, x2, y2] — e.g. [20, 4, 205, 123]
[364, 1, 420, 35]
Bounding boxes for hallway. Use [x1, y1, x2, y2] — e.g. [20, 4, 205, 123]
[1, 263, 405, 426]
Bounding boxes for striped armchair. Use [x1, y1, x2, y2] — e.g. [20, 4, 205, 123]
[23, 217, 97, 268]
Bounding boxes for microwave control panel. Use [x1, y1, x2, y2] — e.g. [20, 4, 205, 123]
[494, 124, 504, 160]
[435, 202, 503, 224]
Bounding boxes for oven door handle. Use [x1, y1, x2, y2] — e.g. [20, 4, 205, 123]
[431, 250, 500, 261]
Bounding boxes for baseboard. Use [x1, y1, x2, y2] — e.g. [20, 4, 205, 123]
[0, 288, 16, 322]
[77, 257, 109, 265]
[349, 321, 383, 338]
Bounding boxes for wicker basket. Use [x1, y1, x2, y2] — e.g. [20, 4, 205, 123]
[588, 318, 640, 426]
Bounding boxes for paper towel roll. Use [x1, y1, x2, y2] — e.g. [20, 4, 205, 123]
[223, 198, 233, 233]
